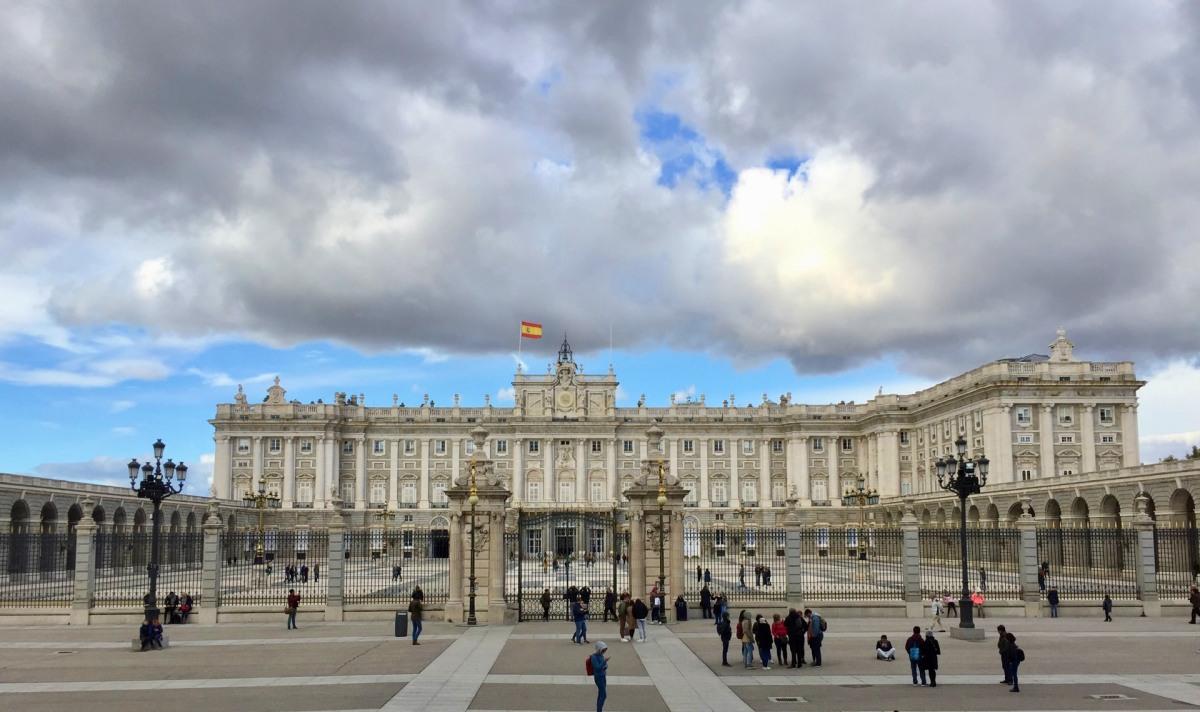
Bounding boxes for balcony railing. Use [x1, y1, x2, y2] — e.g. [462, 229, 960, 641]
[431, 502, 449, 509]
[711, 501, 730, 508]
[771, 500, 787, 508]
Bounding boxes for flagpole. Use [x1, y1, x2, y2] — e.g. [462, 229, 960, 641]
[517, 323, 522, 371]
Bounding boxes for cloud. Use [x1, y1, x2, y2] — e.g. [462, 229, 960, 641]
[110, 399, 136, 413]
[34, 455, 133, 488]
[495, 386, 515, 403]
[186, 368, 276, 388]
[0, 357, 169, 387]
[1, 1, 1199, 380]
[671, 384, 696, 402]
[111, 426, 136, 436]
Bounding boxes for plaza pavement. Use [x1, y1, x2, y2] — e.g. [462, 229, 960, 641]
[0, 612, 1198, 711]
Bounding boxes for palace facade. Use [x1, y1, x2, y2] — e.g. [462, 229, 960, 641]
[208, 330, 1143, 526]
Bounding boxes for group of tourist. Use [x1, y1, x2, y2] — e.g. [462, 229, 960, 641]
[717, 608, 824, 670]
[161, 591, 194, 624]
[874, 623, 1024, 692]
[281, 562, 318, 584]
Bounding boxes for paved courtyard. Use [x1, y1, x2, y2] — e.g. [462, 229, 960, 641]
[0, 612, 1198, 712]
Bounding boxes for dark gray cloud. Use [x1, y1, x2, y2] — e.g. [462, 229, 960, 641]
[1, 0, 1198, 378]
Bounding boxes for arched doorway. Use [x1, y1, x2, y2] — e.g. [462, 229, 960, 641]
[429, 516, 450, 558]
[7, 501, 31, 574]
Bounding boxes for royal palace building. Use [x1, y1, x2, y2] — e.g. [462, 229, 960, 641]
[207, 330, 1144, 527]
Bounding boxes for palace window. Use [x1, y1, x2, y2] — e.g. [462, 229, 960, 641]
[841, 437, 853, 452]
[401, 482, 416, 504]
[772, 482, 786, 502]
[559, 480, 574, 502]
[268, 438, 282, 453]
[496, 440, 508, 454]
[741, 439, 753, 455]
[527, 481, 542, 501]
[900, 481, 912, 495]
[373, 440, 386, 455]
[434, 440, 446, 454]
[297, 481, 313, 503]
[1020, 469, 1034, 481]
[591, 440, 602, 454]
[432, 481, 447, 505]
[590, 481, 605, 502]
[370, 481, 386, 504]
[682, 439, 694, 454]
[237, 438, 251, 454]
[300, 439, 313, 454]
[812, 438, 823, 452]
[1016, 407, 1032, 425]
[465, 440, 476, 455]
[741, 481, 757, 504]
[812, 480, 827, 503]
[713, 440, 725, 454]
[1018, 434, 1033, 444]
[1099, 407, 1115, 424]
[528, 440, 540, 454]
[1059, 435, 1074, 444]
[711, 481, 728, 504]
[1061, 468, 1074, 476]
[772, 440, 783, 454]
[1058, 407, 1074, 425]
[1101, 435, 1115, 444]
[623, 440, 634, 454]
[404, 439, 415, 455]
[899, 431, 909, 445]
[342, 440, 354, 455]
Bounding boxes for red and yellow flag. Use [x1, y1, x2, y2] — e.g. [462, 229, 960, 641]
[520, 321, 543, 339]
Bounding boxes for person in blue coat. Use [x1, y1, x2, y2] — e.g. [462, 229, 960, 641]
[590, 641, 609, 711]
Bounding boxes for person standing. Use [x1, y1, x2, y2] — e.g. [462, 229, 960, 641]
[633, 597, 649, 642]
[697, 565, 703, 583]
[785, 608, 807, 668]
[996, 625, 1011, 684]
[617, 593, 630, 642]
[541, 588, 552, 621]
[648, 584, 661, 624]
[717, 611, 733, 666]
[700, 585, 713, 619]
[905, 626, 923, 685]
[1189, 584, 1200, 624]
[285, 588, 300, 630]
[771, 613, 789, 668]
[572, 597, 589, 644]
[408, 593, 424, 645]
[313, 564, 319, 583]
[930, 595, 944, 632]
[703, 567, 712, 585]
[738, 564, 746, 589]
[1005, 632, 1024, 692]
[1102, 594, 1113, 622]
[805, 609, 824, 667]
[738, 610, 754, 668]
[590, 641, 609, 712]
[603, 588, 616, 622]
[753, 614, 773, 670]
[1047, 586, 1060, 618]
[919, 630, 941, 687]
[979, 567, 987, 593]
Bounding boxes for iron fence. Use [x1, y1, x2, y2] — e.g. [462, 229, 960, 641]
[682, 527, 787, 602]
[343, 528, 449, 604]
[1036, 527, 1139, 600]
[919, 527, 1020, 598]
[0, 532, 74, 608]
[219, 530, 328, 605]
[92, 532, 204, 608]
[1153, 525, 1199, 599]
[793, 527, 904, 601]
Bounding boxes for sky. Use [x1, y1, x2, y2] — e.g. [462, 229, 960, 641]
[2, 1, 1200, 496]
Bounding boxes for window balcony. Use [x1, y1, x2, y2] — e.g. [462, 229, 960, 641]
[811, 500, 832, 507]
[367, 502, 386, 510]
[292, 502, 313, 509]
[431, 502, 449, 509]
[771, 500, 787, 508]
[397, 502, 418, 509]
[683, 501, 699, 507]
[711, 500, 730, 508]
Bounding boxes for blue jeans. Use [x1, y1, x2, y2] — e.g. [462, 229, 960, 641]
[287, 610, 297, 629]
[1050, 604, 1058, 617]
[910, 658, 921, 683]
[742, 642, 754, 667]
[1009, 660, 1021, 688]
[411, 618, 422, 643]
[574, 618, 587, 642]
[594, 674, 607, 711]
[758, 643, 772, 667]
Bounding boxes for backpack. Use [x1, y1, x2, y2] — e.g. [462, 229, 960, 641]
[585, 656, 594, 676]
[1016, 647, 1026, 663]
[735, 622, 743, 639]
[820, 617, 828, 632]
[908, 645, 921, 662]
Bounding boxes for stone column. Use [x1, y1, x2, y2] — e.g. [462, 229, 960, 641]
[314, 436, 327, 509]
[452, 439, 461, 492]
[251, 436, 263, 493]
[878, 431, 901, 497]
[759, 438, 771, 505]
[355, 436, 367, 509]
[70, 507, 97, 625]
[828, 435, 841, 506]
[419, 439, 430, 508]
[1081, 405, 1097, 473]
[199, 506, 222, 625]
[283, 437, 295, 508]
[487, 508, 508, 622]
[864, 434, 876, 491]
[513, 438, 524, 505]
[1122, 405, 1140, 467]
[1014, 498, 1042, 617]
[784, 517, 804, 603]
[324, 510, 346, 621]
[544, 439, 554, 502]
[446, 511, 464, 622]
[629, 512, 646, 600]
[576, 439, 586, 503]
[730, 438, 740, 507]
[797, 437, 811, 505]
[1131, 494, 1159, 616]
[388, 439, 400, 508]
[607, 439, 618, 501]
[669, 509, 685, 605]
[900, 500, 923, 617]
[213, 436, 231, 500]
[1040, 405, 1056, 478]
[699, 437, 710, 507]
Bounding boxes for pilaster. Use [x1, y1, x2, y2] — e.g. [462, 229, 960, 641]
[1132, 494, 1159, 615]
[1015, 498, 1042, 617]
[324, 509, 346, 621]
[282, 436, 295, 508]
[1081, 405, 1097, 473]
[900, 501, 923, 616]
[70, 508, 96, 625]
[199, 505, 222, 624]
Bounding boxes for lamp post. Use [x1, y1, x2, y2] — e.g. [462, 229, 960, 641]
[244, 482, 280, 565]
[936, 435, 989, 630]
[127, 439, 188, 624]
[842, 477, 879, 561]
[466, 459, 480, 626]
[656, 464, 667, 622]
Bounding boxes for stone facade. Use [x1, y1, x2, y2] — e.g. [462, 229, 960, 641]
[207, 331, 1145, 528]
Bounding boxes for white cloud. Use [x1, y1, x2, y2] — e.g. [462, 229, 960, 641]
[671, 384, 697, 402]
[1136, 360, 1200, 462]
[111, 426, 136, 436]
[110, 399, 136, 413]
[187, 368, 276, 388]
[495, 386, 515, 403]
[134, 257, 175, 298]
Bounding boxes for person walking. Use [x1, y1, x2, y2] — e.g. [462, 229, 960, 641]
[703, 567, 712, 585]
[805, 609, 824, 666]
[285, 588, 300, 630]
[603, 588, 617, 623]
[717, 610, 733, 666]
[753, 614, 773, 670]
[943, 591, 957, 618]
[979, 566, 988, 593]
[632, 597, 649, 642]
[996, 625, 1011, 684]
[738, 610, 754, 668]
[930, 595, 945, 632]
[572, 597, 589, 644]
[1005, 632, 1024, 692]
[590, 641, 609, 712]
[1047, 586, 1060, 618]
[919, 630, 941, 687]
[626, 594, 638, 642]
[541, 588, 552, 621]
[1189, 584, 1200, 624]
[738, 564, 746, 589]
[697, 565, 703, 583]
[905, 626, 923, 685]
[617, 593, 630, 642]
[771, 613, 789, 668]
[700, 585, 713, 619]
[785, 608, 807, 668]
[1102, 594, 1113, 622]
[408, 593, 424, 645]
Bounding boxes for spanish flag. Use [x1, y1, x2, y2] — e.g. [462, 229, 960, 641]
[520, 321, 543, 339]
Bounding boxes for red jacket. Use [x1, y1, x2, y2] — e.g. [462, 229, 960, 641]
[287, 593, 301, 608]
[771, 621, 787, 638]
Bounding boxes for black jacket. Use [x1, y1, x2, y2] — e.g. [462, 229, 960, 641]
[717, 618, 732, 641]
[753, 620, 773, 647]
[785, 611, 806, 639]
[919, 637, 941, 670]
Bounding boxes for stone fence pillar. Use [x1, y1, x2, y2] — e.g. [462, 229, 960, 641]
[900, 500, 923, 617]
[1015, 498, 1042, 617]
[623, 423, 688, 621]
[70, 504, 97, 625]
[198, 505, 222, 624]
[1132, 493, 1160, 616]
[324, 508, 346, 621]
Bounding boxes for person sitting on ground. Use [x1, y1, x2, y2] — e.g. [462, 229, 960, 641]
[139, 619, 155, 651]
[178, 593, 193, 623]
[876, 634, 896, 660]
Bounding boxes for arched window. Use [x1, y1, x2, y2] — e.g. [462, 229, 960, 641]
[558, 480, 574, 502]
[741, 480, 757, 505]
[401, 481, 417, 505]
[370, 480, 386, 504]
[711, 481, 728, 505]
[527, 481, 542, 502]
[812, 479, 828, 503]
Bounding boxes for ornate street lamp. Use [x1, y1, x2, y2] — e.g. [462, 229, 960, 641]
[127, 439, 187, 625]
[842, 477, 879, 561]
[936, 435, 990, 631]
[656, 463, 667, 623]
[466, 457, 480, 626]
[244, 481, 281, 565]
